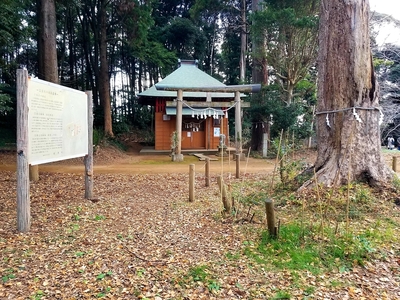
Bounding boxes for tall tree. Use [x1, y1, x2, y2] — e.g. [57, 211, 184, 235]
[37, 0, 58, 83]
[249, 0, 318, 151]
[374, 43, 400, 143]
[98, 0, 113, 137]
[249, 0, 268, 151]
[33, 0, 58, 181]
[190, 0, 226, 75]
[309, 0, 392, 187]
[251, 0, 267, 85]
[252, 0, 319, 105]
[239, 0, 247, 82]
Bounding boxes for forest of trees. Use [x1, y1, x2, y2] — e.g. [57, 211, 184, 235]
[0, 0, 399, 152]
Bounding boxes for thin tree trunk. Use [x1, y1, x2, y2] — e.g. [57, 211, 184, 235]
[309, 0, 392, 187]
[239, 0, 246, 82]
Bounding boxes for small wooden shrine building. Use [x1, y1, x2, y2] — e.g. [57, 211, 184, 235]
[138, 59, 247, 151]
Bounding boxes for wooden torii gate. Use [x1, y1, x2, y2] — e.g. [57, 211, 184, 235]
[155, 84, 261, 161]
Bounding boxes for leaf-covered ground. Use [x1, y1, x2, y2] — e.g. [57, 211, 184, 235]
[0, 148, 400, 299]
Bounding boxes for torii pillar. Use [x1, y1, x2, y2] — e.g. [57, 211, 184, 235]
[175, 89, 184, 162]
[234, 91, 243, 159]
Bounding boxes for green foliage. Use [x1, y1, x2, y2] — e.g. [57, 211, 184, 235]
[208, 280, 220, 292]
[220, 30, 241, 85]
[93, 129, 104, 146]
[0, 127, 15, 147]
[269, 135, 309, 185]
[94, 215, 106, 221]
[162, 18, 207, 60]
[188, 265, 208, 282]
[68, 224, 80, 233]
[248, 85, 315, 142]
[250, 0, 319, 143]
[96, 271, 112, 280]
[96, 288, 110, 298]
[183, 265, 221, 292]
[0, 84, 13, 115]
[271, 290, 291, 299]
[230, 180, 268, 222]
[2, 268, 15, 283]
[243, 223, 384, 274]
[392, 176, 400, 191]
[0, 0, 27, 45]
[75, 251, 85, 258]
[112, 120, 130, 135]
[31, 290, 44, 300]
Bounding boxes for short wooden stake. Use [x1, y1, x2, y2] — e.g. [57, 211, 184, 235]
[189, 164, 195, 202]
[265, 199, 276, 237]
[205, 157, 210, 187]
[393, 156, 397, 172]
[235, 154, 240, 179]
[217, 175, 231, 215]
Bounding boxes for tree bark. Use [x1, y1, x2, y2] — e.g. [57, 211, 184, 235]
[98, 0, 114, 137]
[38, 0, 58, 84]
[310, 0, 393, 187]
[35, 0, 58, 181]
[251, 0, 268, 85]
[250, 0, 269, 152]
[239, 0, 246, 82]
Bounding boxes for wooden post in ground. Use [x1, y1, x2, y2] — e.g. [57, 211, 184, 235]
[393, 156, 397, 172]
[236, 154, 240, 179]
[16, 69, 31, 232]
[189, 164, 195, 202]
[205, 157, 210, 187]
[84, 91, 94, 199]
[217, 175, 231, 215]
[29, 165, 39, 181]
[265, 199, 276, 237]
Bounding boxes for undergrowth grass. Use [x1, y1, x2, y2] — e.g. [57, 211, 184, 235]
[230, 177, 399, 275]
[242, 221, 393, 274]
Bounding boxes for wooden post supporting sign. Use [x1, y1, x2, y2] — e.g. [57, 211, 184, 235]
[85, 91, 94, 199]
[16, 69, 31, 232]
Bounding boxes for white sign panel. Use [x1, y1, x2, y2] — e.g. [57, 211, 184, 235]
[214, 127, 220, 137]
[28, 77, 88, 165]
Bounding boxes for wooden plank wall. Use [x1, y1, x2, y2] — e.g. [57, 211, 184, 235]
[155, 112, 175, 150]
[155, 112, 230, 151]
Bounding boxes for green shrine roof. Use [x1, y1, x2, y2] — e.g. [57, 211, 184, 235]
[138, 60, 235, 99]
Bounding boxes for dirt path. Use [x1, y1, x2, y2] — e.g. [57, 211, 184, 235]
[0, 146, 316, 175]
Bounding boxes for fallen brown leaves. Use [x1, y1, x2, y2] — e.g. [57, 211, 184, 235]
[0, 159, 399, 299]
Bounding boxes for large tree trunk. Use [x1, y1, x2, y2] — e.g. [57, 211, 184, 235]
[98, 0, 114, 138]
[250, 0, 269, 152]
[34, 0, 58, 181]
[311, 0, 393, 187]
[38, 0, 58, 84]
[251, 0, 268, 85]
